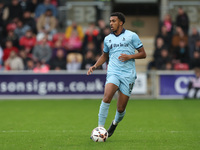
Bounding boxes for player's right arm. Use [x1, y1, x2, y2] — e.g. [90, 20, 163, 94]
[87, 52, 109, 75]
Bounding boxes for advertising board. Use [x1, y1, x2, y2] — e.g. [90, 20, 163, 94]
[160, 74, 195, 98]
[0, 72, 147, 99]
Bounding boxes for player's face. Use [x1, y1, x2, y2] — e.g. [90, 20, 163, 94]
[110, 16, 122, 33]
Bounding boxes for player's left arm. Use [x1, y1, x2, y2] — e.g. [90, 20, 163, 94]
[118, 47, 146, 62]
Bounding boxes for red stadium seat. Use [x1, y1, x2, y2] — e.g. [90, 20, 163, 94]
[174, 63, 189, 70]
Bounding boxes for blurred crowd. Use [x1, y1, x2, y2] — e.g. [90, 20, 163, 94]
[148, 7, 200, 71]
[0, 0, 110, 72]
[1, 1, 200, 73]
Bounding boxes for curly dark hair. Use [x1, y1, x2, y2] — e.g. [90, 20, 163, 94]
[110, 12, 125, 24]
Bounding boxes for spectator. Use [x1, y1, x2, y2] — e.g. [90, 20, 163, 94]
[35, 0, 57, 19]
[63, 29, 82, 53]
[3, 40, 18, 62]
[97, 19, 110, 43]
[155, 25, 171, 49]
[195, 39, 200, 52]
[25, 59, 35, 70]
[66, 53, 82, 71]
[36, 9, 57, 40]
[2, 30, 19, 48]
[155, 48, 173, 70]
[97, 19, 106, 34]
[171, 26, 188, 51]
[81, 50, 96, 70]
[4, 50, 24, 70]
[22, 10, 37, 34]
[28, 0, 40, 15]
[82, 23, 100, 53]
[52, 32, 65, 44]
[99, 25, 111, 44]
[19, 0, 31, 12]
[4, 0, 23, 23]
[0, 1, 7, 38]
[188, 27, 200, 58]
[14, 19, 31, 38]
[65, 21, 84, 41]
[173, 40, 189, 65]
[189, 30, 200, 59]
[19, 29, 36, 54]
[82, 41, 98, 56]
[18, 49, 30, 68]
[185, 67, 200, 99]
[159, 14, 174, 38]
[189, 51, 200, 69]
[147, 37, 166, 70]
[36, 32, 54, 47]
[0, 2, 5, 22]
[165, 62, 174, 70]
[52, 39, 66, 59]
[33, 60, 49, 73]
[176, 7, 189, 34]
[0, 45, 3, 66]
[50, 48, 66, 70]
[153, 37, 165, 60]
[32, 36, 52, 64]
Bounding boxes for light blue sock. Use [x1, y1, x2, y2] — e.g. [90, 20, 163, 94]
[98, 101, 110, 127]
[114, 110, 126, 124]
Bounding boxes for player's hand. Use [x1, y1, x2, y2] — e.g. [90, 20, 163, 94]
[118, 54, 131, 62]
[87, 65, 97, 75]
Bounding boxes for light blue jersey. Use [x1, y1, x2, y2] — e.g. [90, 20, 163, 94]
[103, 29, 143, 96]
[103, 29, 143, 79]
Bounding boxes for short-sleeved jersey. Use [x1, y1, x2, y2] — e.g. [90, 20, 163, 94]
[103, 29, 143, 79]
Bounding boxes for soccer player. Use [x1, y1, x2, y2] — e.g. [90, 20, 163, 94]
[87, 12, 146, 137]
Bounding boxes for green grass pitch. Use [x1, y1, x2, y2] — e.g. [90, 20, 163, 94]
[0, 99, 200, 150]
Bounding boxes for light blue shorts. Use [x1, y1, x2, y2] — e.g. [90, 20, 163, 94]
[105, 74, 135, 97]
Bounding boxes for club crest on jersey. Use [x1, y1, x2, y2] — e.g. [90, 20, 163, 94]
[109, 40, 111, 43]
[123, 37, 125, 41]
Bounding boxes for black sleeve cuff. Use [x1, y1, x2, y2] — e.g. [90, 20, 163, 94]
[136, 45, 143, 50]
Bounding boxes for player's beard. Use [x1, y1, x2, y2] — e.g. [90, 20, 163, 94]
[113, 26, 119, 34]
[112, 26, 119, 33]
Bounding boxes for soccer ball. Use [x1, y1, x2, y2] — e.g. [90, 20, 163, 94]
[91, 127, 108, 142]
